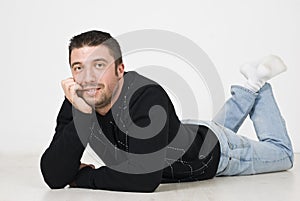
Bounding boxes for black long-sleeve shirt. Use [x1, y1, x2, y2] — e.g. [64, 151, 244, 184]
[40, 71, 220, 192]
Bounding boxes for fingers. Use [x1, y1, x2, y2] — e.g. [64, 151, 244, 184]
[61, 77, 74, 86]
[61, 78, 79, 103]
[79, 163, 96, 170]
[61, 78, 73, 95]
[61, 77, 93, 114]
[61, 78, 75, 93]
[89, 164, 96, 169]
[73, 83, 82, 91]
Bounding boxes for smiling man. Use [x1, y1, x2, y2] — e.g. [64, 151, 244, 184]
[40, 30, 294, 192]
[63, 44, 124, 115]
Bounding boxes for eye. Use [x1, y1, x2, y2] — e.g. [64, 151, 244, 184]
[95, 63, 105, 69]
[73, 66, 83, 72]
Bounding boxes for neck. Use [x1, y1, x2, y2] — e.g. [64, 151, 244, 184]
[96, 77, 124, 116]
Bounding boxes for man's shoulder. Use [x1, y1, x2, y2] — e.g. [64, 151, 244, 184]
[124, 71, 158, 85]
[124, 71, 167, 99]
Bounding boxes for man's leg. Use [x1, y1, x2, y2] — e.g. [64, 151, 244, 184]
[248, 83, 294, 172]
[213, 55, 293, 175]
[216, 84, 293, 176]
[213, 55, 287, 132]
[212, 85, 260, 175]
[213, 86, 257, 133]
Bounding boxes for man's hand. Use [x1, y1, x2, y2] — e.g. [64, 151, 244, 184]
[69, 163, 96, 187]
[61, 78, 92, 114]
[79, 163, 96, 170]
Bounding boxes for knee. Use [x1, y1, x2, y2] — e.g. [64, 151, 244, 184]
[279, 151, 294, 171]
[287, 152, 294, 169]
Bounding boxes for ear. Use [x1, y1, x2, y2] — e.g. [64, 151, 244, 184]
[116, 63, 125, 78]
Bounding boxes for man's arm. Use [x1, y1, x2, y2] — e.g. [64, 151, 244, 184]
[40, 98, 92, 188]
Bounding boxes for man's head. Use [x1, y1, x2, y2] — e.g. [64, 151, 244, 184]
[68, 30, 124, 113]
[69, 30, 123, 75]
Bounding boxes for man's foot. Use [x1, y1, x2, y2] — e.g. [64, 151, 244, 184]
[240, 55, 287, 92]
[257, 55, 287, 80]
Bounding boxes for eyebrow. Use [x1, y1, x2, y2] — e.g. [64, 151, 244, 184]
[71, 62, 81, 68]
[71, 58, 109, 68]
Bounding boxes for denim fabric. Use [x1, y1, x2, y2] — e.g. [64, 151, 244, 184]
[183, 83, 294, 176]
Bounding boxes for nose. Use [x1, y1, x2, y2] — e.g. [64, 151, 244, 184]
[77, 66, 97, 85]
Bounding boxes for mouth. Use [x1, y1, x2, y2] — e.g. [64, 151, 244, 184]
[82, 87, 101, 96]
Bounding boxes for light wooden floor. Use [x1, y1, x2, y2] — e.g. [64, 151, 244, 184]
[1, 153, 299, 201]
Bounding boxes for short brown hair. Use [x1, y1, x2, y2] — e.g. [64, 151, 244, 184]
[68, 30, 123, 73]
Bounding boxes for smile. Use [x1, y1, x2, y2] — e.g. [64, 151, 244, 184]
[83, 88, 101, 96]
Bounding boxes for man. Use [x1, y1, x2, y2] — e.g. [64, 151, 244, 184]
[40, 30, 294, 192]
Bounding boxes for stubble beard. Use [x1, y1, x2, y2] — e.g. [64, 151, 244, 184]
[81, 81, 120, 111]
[80, 88, 112, 110]
[94, 91, 112, 109]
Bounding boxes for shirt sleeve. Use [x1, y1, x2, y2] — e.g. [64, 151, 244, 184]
[72, 85, 171, 192]
[40, 98, 93, 189]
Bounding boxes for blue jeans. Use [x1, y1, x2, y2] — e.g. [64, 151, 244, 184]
[184, 83, 294, 176]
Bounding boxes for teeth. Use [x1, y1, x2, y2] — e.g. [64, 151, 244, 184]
[86, 89, 97, 96]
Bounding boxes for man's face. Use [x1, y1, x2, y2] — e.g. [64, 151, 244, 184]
[70, 45, 123, 109]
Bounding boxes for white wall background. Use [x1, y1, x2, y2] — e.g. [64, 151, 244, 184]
[0, 0, 299, 154]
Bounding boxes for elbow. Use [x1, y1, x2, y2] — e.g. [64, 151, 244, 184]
[40, 152, 68, 189]
[46, 182, 66, 190]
